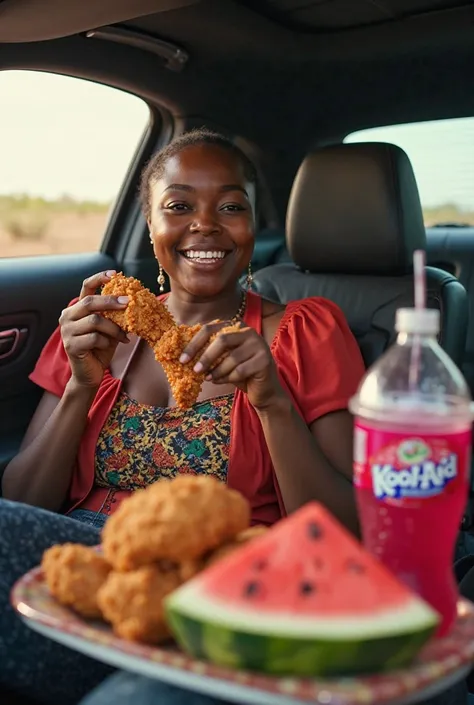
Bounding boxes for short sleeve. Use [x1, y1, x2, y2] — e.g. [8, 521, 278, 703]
[272, 297, 365, 425]
[28, 298, 78, 398]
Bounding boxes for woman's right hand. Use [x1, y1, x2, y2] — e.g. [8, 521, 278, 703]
[59, 271, 130, 389]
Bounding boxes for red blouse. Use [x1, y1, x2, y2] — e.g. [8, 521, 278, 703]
[29, 291, 365, 526]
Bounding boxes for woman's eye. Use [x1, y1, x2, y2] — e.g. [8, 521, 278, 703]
[221, 203, 245, 212]
[166, 202, 190, 211]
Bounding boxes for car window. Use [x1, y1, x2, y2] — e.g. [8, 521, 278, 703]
[0, 70, 150, 258]
[345, 118, 474, 228]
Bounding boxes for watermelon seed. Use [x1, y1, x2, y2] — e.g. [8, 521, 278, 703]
[300, 581, 316, 595]
[346, 559, 365, 574]
[253, 560, 267, 571]
[244, 581, 260, 597]
[308, 522, 323, 539]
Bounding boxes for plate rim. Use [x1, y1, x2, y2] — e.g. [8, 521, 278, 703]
[11, 564, 474, 705]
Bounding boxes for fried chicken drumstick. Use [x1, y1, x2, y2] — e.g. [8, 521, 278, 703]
[101, 273, 240, 408]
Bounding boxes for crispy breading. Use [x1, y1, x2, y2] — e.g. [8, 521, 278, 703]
[97, 565, 180, 644]
[153, 325, 204, 409]
[41, 544, 110, 619]
[101, 272, 174, 346]
[204, 525, 269, 567]
[102, 476, 251, 570]
[154, 323, 242, 408]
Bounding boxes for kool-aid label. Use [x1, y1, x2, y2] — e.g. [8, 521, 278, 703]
[353, 421, 471, 502]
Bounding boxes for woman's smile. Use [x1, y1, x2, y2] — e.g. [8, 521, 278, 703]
[177, 245, 234, 269]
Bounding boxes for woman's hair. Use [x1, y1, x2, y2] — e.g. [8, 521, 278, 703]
[139, 128, 259, 220]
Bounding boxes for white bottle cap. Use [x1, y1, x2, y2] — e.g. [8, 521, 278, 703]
[395, 308, 440, 335]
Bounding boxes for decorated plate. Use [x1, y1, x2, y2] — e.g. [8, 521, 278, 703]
[11, 566, 474, 705]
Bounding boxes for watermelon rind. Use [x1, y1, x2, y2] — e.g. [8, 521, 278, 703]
[165, 582, 438, 677]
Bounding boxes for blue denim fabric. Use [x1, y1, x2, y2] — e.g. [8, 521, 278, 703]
[80, 672, 231, 705]
[68, 509, 108, 529]
[80, 670, 468, 705]
[0, 499, 113, 704]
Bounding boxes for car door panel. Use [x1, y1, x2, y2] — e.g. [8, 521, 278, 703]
[0, 35, 172, 491]
[0, 252, 115, 472]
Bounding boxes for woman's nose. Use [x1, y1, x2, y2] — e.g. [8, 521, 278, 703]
[190, 209, 220, 233]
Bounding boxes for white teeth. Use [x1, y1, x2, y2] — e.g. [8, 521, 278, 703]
[183, 250, 226, 260]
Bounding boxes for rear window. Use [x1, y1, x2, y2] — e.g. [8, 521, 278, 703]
[345, 118, 474, 227]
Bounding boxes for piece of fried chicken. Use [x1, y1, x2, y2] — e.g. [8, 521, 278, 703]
[204, 525, 269, 567]
[42, 544, 110, 619]
[153, 325, 204, 409]
[102, 273, 243, 409]
[101, 272, 174, 346]
[102, 476, 250, 570]
[154, 322, 242, 409]
[97, 565, 180, 644]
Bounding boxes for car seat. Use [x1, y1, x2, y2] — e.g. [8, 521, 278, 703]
[252, 142, 468, 369]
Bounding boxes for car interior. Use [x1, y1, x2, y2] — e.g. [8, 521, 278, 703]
[1, 0, 474, 702]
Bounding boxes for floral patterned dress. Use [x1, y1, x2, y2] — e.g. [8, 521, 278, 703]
[94, 391, 233, 489]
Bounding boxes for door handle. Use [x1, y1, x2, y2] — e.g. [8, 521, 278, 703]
[0, 328, 28, 361]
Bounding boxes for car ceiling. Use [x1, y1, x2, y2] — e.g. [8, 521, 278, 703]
[236, 0, 468, 31]
[0, 0, 472, 53]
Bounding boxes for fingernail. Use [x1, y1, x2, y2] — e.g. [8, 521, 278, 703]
[193, 362, 203, 373]
[117, 296, 129, 304]
[179, 353, 190, 364]
[105, 270, 116, 278]
[205, 374, 212, 381]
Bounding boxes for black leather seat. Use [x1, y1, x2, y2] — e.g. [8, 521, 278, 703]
[252, 142, 468, 369]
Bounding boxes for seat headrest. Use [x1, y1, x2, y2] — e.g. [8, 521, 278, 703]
[287, 142, 427, 275]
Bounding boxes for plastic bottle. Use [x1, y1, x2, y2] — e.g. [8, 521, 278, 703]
[350, 306, 472, 636]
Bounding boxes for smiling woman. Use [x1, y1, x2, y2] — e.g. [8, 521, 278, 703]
[0, 128, 365, 704]
[142, 130, 257, 305]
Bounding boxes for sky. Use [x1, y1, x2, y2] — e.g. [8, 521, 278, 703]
[1, 69, 473, 210]
[346, 118, 474, 211]
[0, 70, 150, 202]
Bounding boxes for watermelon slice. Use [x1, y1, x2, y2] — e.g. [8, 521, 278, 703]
[165, 503, 439, 677]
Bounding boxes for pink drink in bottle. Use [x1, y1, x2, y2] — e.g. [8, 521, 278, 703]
[350, 298, 472, 636]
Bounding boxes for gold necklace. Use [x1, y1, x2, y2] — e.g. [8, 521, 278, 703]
[168, 290, 247, 326]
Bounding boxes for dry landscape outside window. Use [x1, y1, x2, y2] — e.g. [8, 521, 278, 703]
[0, 71, 150, 258]
[346, 117, 474, 227]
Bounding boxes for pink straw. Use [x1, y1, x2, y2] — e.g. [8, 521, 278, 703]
[409, 249, 426, 391]
[413, 249, 426, 311]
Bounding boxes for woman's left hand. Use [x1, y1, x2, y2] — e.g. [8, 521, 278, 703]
[180, 322, 286, 411]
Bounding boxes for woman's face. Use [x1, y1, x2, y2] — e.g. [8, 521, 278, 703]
[148, 144, 256, 299]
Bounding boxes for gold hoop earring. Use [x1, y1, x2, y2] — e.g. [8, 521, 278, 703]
[157, 264, 166, 293]
[246, 262, 253, 290]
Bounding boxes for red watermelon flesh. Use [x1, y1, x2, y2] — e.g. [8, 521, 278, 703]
[200, 502, 419, 615]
